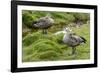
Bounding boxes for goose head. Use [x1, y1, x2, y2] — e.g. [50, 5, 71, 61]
[64, 27, 72, 34]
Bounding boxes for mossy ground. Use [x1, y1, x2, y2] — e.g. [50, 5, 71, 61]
[22, 24, 90, 62]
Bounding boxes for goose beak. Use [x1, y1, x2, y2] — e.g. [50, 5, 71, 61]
[82, 42, 85, 44]
[64, 27, 72, 33]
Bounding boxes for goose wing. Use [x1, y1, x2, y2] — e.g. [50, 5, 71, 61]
[33, 17, 47, 28]
[69, 35, 80, 46]
[33, 16, 54, 28]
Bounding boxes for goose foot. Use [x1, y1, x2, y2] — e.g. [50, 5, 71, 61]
[42, 29, 47, 34]
[68, 49, 77, 56]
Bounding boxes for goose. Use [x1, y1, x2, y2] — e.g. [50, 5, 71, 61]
[63, 27, 86, 55]
[32, 14, 54, 34]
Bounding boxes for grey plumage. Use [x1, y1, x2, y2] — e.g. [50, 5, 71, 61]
[32, 14, 54, 34]
[63, 28, 86, 55]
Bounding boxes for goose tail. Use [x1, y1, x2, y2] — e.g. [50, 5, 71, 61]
[80, 36, 87, 43]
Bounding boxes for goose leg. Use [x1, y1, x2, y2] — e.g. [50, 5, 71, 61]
[68, 47, 75, 55]
[44, 29, 47, 34]
[72, 47, 76, 55]
[42, 29, 45, 34]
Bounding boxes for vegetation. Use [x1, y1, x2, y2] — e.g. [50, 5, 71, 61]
[22, 10, 90, 62]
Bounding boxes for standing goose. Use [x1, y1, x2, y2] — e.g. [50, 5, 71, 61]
[32, 14, 54, 34]
[63, 28, 86, 55]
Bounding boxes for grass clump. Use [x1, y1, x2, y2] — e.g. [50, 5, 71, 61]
[22, 31, 42, 46]
[22, 38, 63, 62]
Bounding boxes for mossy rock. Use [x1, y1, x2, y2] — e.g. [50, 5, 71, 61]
[38, 50, 62, 61]
[33, 39, 62, 53]
[22, 31, 42, 46]
[23, 39, 63, 62]
[22, 31, 64, 47]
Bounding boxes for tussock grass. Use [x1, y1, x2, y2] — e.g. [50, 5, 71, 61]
[22, 24, 90, 62]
